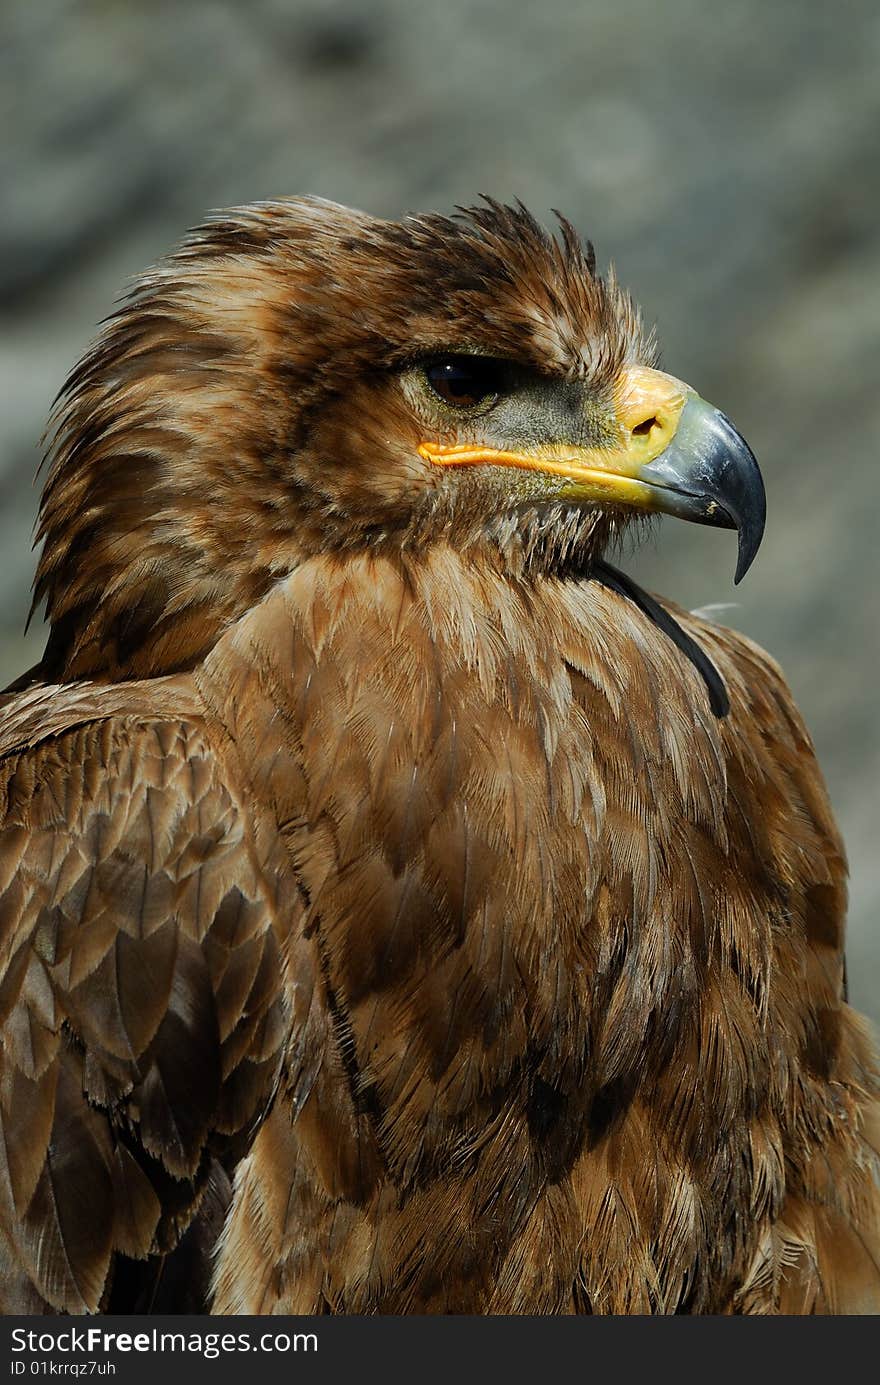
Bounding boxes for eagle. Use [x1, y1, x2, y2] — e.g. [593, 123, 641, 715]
[0, 198, 877, 1316]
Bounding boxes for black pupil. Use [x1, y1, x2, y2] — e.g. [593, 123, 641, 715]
[426, 357, 501, 409]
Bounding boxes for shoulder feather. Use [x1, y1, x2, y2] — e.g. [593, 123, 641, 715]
[0, 682, 290, 1311]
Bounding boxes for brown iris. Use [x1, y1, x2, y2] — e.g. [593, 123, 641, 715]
[424, 356, 506, 409]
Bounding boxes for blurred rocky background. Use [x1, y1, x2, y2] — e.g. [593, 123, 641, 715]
[1, 0, 878, 1019]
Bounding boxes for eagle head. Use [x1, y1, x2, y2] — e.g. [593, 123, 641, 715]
[32, 197, 764, 681]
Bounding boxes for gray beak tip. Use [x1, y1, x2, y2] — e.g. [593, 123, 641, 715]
[641, 399, 766, 587]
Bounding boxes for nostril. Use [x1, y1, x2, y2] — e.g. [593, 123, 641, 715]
[632, 415, 659, 437]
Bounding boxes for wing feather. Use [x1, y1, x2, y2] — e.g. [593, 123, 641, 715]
[0, 688, 291, 1312]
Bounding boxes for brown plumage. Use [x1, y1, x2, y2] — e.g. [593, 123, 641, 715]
[1, 198, 877, 1314]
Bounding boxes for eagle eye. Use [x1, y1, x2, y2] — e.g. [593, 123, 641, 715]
[424, 356, 506, 410]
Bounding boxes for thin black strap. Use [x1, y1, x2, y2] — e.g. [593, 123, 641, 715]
[590, 560, 729, 719]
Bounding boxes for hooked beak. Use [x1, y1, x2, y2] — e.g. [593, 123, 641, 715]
[419, 366, 766, 584]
